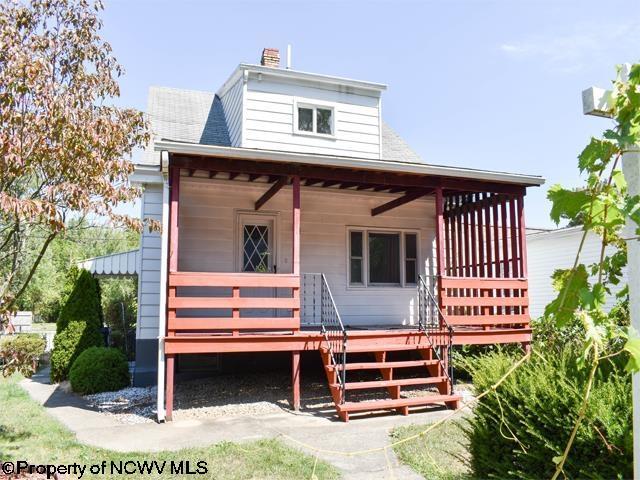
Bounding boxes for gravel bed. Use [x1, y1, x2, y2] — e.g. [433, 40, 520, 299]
[84, 371, 474, 424]
[84, 386, 157, 424]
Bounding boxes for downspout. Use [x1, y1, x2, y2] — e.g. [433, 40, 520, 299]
[156, 151, 170, 422]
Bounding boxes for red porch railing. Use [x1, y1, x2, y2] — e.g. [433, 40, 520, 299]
[440, 277, 529, 328]
[167, 272, 300, 335]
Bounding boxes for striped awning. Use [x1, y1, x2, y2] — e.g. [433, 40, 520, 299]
[79, 250, 139, 277]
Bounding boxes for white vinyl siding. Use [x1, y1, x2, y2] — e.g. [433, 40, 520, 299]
[136, 184, 163, 339]
[527, 228, 628, 319]
[243, 78, 381, 159]
[176, 177, 436, 327]
[218, 77, 243, 147]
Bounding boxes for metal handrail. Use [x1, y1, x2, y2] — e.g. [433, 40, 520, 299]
[418, 275, 454, 393]
[302, 273, 348, 404]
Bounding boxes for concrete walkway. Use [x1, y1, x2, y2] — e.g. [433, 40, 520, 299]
[20, 370, 464, 479]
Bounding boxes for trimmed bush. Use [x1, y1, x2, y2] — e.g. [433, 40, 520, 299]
[69, 347, 130, 394]
[463, 350, 632, 479]
[0, 333, 46, 377]
[50, 270, 104, 382]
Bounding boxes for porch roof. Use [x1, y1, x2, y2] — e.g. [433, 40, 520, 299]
[154, 139, 545, 187]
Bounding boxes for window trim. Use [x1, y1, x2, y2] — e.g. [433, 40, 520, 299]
[347, 227, 420, 289]
[293, 98, 336, 138]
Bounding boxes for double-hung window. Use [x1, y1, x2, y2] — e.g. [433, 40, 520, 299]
[348, 229, 419, 287]
[294, 101, 335, 136]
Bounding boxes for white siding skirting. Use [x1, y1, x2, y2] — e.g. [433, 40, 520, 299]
[527, 227, 628, 319]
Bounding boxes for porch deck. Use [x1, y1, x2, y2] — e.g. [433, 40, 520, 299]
[164, 325, 532, 354]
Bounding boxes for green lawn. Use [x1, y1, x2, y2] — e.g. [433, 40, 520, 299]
[390, 420, 472, 480]
[0, 375, 339, 479]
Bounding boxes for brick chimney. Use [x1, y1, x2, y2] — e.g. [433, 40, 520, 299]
[260, 48, 280, 68]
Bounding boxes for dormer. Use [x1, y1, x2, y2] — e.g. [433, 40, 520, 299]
[216, 48, 387, 159]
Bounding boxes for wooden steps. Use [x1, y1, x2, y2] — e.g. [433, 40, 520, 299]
[337, 394, 461, 414]
[321, 343, 429, 354]
[332, 376, 447, 391]
[319, 338, 460, 421]
[326, 359, 439, 371]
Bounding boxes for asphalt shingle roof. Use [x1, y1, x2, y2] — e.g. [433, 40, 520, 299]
[141, 86, 424, 166]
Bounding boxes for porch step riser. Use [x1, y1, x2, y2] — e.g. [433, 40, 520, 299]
[331, 376, 447, 391]
[325, 360, 439, 371]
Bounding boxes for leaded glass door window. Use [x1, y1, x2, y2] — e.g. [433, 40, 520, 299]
[238, 215, 276, 273]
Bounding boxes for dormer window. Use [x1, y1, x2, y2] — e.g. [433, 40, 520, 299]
[294, 99, 335, 137]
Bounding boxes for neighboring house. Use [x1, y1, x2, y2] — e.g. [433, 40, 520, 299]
[117, 48, 545, 422]
[527, 226, 628, 319]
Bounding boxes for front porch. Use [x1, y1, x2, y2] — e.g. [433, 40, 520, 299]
[160, 153, 532, 421]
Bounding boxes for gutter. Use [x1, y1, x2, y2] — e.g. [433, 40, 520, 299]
[154, 140, 545, 187]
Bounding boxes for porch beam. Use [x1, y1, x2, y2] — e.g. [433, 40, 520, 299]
[371, 189, 431, 216]
[248, 174, 261, 182]
[255, 176, 289, 211]
[305, 178, 322, 187]
[228, 172, 239, 180]
[171, 155, 528, 195]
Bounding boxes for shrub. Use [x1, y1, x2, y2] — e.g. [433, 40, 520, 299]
[69, 347, 130, 394]
[0, 334, 46, 377]
[463, 350, 632, 479]
[50, 270, 104, 382]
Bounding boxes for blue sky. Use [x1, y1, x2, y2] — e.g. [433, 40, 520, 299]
[102, 0, 639, 228]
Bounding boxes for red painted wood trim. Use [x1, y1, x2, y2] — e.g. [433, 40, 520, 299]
[255, 176, 288, 211]
[292, 176, 301, 276]
[161, 328, 532, 354]
[440, 277, 528, 289]
[456, 196, 463, 277]
[292, 351, 301, 411]
[485, 194, 493, 277]
[168, 317, 300, 330]
[446, 314, 530, 325]
[444, 197, 452, 276]
[168, 296, 300, 309]
[169, 272, 300, 288]
[492, 195, 500, 276]
[509, 195, 519, 277]
[477, 194, 485, 277]
[501, 196, 509, 277]
[463, 197, 470, 278]
[171, 155, 529, 195]
[434, 188, 445, 307]
[517, 194, 528, 278]
[441, 295, 529, 307]
[470, 194, 478, 277]
[169, 167, 180, 273]
[371, 190, 429, 216]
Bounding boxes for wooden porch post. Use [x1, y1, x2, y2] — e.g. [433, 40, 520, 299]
[291, 175, 301, 410]
[434, 187, 445, 306]
[292, 351, 301, 411]
[166, 166, 180, 421]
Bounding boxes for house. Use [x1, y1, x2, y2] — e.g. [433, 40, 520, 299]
[527, 226, 628, 318]
[127, 48, 544, 422]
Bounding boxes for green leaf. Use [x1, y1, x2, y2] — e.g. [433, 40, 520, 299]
[544, 265, 589, 327]
[578, 138, 618, 173]
[547, 185, 590, 225]
[624, 331, 640, 373]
